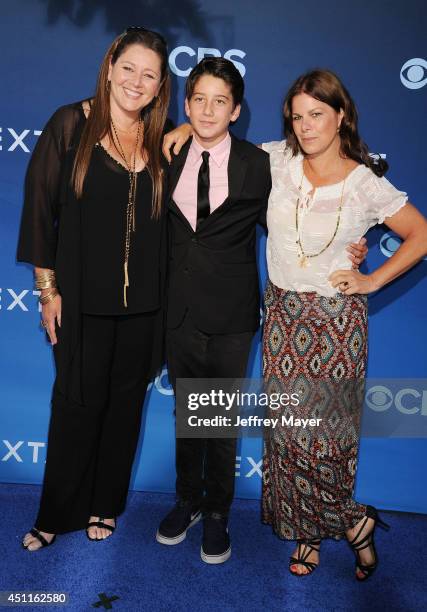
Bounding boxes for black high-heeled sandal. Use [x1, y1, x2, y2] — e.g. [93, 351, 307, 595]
[86, 517, 116, 541]
[347, 505, 390, 581]
[289, 539, 321, 576]
[22, 528, 56, 551]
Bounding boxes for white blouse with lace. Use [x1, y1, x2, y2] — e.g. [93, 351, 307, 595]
[262, 140, 408, 297]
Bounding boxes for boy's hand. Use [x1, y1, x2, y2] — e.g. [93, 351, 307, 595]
[162, 123, 194, 163]
[347, 237, 368, 269]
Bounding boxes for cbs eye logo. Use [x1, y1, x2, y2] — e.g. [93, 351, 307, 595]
[365, 386, 393, 411]
[380, 231, 427, 261]
[365, 385, 427, 416]
[380, 231, 402, 258]
[400, 58, 427, 90]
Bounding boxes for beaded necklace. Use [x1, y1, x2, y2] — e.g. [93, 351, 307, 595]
[110, 116, 142, 307]
[296, 160, 346, 268]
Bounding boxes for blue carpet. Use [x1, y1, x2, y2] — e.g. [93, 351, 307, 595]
[1, 483, 426, 611]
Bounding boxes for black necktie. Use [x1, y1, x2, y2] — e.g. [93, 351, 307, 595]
[197, 151, 210, 228]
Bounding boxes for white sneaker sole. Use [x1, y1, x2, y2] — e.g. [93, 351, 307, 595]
[200, 546, 231, 564]
[156, 511, 202, 545]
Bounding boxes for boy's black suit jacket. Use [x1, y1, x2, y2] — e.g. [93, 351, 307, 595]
[166, 133, 272, 334]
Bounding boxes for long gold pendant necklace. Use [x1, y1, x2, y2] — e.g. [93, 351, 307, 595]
[296, 159, 346, 268]
[110, 116, 142, 307]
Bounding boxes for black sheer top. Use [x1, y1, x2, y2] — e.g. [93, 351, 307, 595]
[17, 102, 170, 315]
[81, 143, 160, 314]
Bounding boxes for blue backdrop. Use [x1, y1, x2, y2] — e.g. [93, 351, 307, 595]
[1, 0, 426, 513]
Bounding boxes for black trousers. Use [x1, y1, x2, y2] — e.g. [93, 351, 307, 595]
[166, 313, 254, 516]
[35, 311, 156, 534]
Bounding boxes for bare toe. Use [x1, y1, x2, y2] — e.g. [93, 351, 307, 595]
[87, 516, 102, 540]
[23, 530, 55, 551]
[87, 517, 115, 541]
[26, 538, 42, 552]
[87, 526, 98, 540]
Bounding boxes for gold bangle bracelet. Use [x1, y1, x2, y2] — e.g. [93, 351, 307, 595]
[35, 280, 57, 290]
[39, 290, 59, 305]
[35, 271, 56, 286]
[34, 270, 55, 279]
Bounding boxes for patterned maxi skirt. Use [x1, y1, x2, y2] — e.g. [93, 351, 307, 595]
[262, 280, 368, 540]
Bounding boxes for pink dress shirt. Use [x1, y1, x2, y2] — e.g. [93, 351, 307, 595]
[173, 133, 231, 231]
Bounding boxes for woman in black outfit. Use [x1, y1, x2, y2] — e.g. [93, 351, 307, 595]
[17, 27, 171, 550]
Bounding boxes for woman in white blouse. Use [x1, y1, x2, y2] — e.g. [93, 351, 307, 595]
[261, 69, 427, 580]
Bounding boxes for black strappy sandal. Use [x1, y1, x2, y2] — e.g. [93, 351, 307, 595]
[86, 518, 116, 541]
[22, 528, 56, 551]
[289, 539, 321, 576]
[347, 505, 390, 581]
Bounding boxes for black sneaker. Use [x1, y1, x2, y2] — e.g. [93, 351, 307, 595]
[156, 500, 201, 545]
[200, 513, 231, 564]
